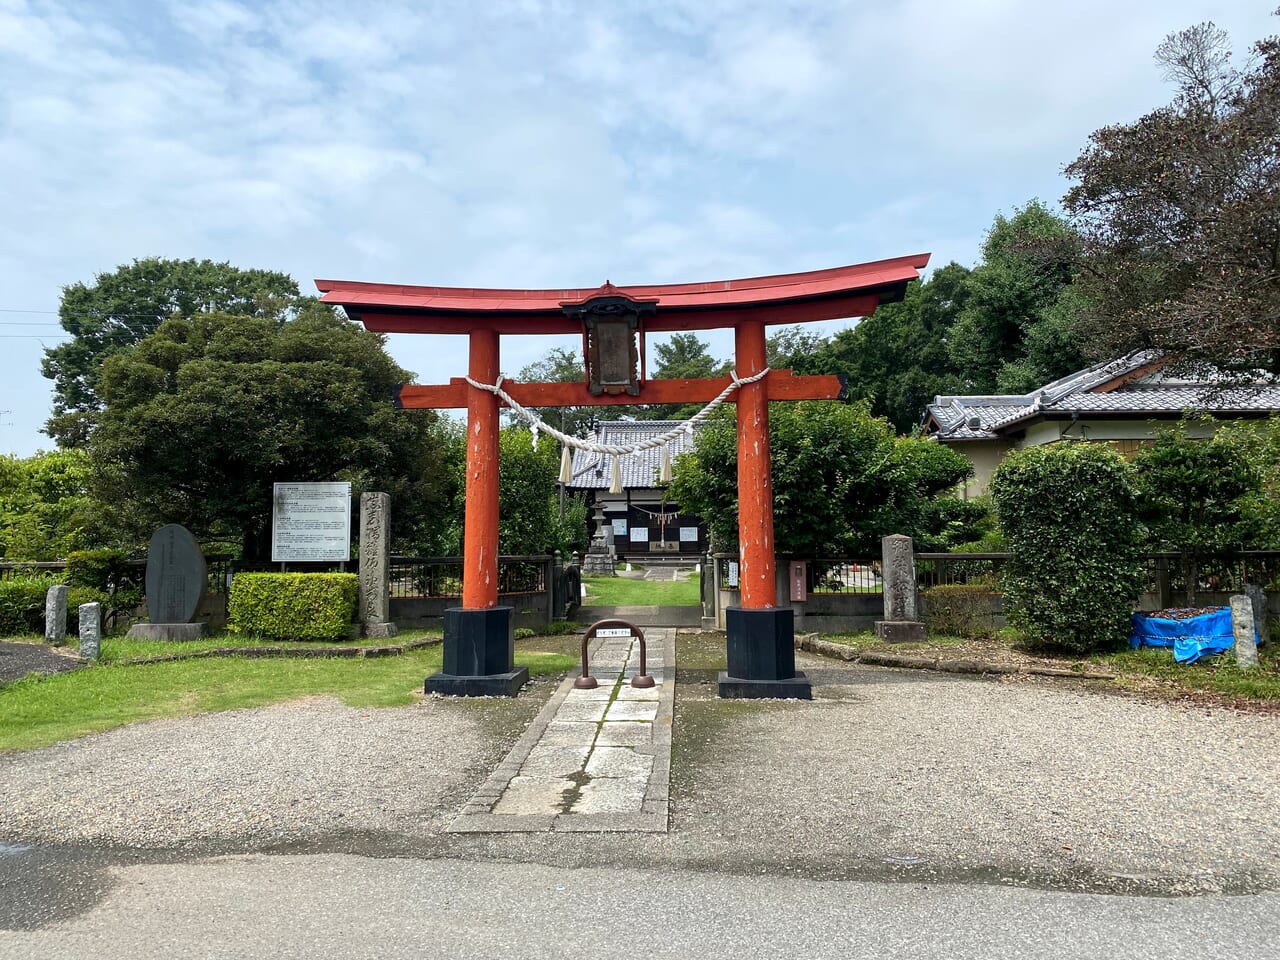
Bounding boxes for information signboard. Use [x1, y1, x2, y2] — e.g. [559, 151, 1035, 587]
[271, 482, 352, 562]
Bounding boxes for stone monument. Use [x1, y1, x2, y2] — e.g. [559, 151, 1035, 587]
[45, 584, 68, 646]
[78, 602, 101, 661]
[359, 492, 398, 639]
[126, 523, 210, 640]
[874, 534, 926, 643]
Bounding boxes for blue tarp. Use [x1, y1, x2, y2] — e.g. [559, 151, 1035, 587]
[1130, 606, 1258, 664]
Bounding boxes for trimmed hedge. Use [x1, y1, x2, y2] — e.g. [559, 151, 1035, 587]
[228, 573, 358, 642]
[992, 442, 1143, 653]
[922, 584, 1000, 638]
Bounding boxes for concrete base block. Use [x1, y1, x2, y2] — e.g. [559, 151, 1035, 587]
[125, 622, 210, 641]
[875, 620, 927, 643]
[717, 670, 812, 700]
[424, 668, 529, 698]
[362, 621, 399, 639]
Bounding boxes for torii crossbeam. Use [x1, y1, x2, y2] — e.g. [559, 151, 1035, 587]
[318, 253, 929, 698]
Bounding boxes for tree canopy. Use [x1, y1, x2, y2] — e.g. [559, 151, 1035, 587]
[86, 306, 453, 559]
[668, 401, 976, 557]
[0, 449, 99, 561]
[1063, 18, 1280, 375]
[43, 257, 305, 446]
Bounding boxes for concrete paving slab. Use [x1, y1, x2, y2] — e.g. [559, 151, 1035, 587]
[595, 722, 654, 747]
[575, 777, 648, 814]
[586, 747, 654, 780]
[491, 777, 570, 816]
[520, 745, 594, 778]
[606, 700, 659, 722]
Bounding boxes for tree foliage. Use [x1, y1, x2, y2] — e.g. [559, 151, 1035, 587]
[790, 204, 1085, 433]
[43, 257, 303, 445]
[87, 307, 453, 559]
[633, 333, 730, 421]
[668, 401, 974, 557]
[1063, 19, 1280, 375]
[1132, 426, 1261, 602]
[992, 442, 1144, 653]
[0, 450, 101, 560]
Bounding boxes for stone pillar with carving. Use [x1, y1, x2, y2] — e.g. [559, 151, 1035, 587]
[874, 534, 926, 643]
[359, 492, 398, 639]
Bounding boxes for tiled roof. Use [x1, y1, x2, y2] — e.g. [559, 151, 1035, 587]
[926, 351, 1280, 441]
[566, 421, 701, 490]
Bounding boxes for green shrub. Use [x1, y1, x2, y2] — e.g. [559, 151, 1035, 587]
[992, 442, 1143, 653]
[922, 584, 1000, 638]
[514, 627, 536, 640]
[228, 573, 358, 642]
[0, 575, 63, 636]
[542, 620, 581, 636]
[66, 549, 143, 629]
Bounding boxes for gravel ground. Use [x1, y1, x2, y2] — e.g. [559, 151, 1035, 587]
[1, 652, 1277, 894]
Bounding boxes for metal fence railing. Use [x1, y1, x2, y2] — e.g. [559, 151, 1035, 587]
[916, 553, 1007, 590]
[804, 559, 883, 595]
[387, 555, 550, 599]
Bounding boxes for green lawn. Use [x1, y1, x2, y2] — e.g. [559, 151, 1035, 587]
[0, 643, 575, 753]
[583, 573, 700, 606]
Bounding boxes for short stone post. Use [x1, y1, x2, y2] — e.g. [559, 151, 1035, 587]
[1230, 594, 1259, 669]
[1245, 584, 1268, 644]
[45, 585, 68, 646]
[874, 535, 926, 643]
[78, 602, 101, 661]
[359, 492, 397, 639]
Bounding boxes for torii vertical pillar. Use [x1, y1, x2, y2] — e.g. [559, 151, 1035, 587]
[718, 320, 811, 699]
[423, 328, 528, 697]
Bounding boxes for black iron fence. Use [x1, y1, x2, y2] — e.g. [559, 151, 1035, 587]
[387, 555, 550, 599]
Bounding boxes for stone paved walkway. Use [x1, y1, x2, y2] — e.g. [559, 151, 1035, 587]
[447, 628, 674, 833]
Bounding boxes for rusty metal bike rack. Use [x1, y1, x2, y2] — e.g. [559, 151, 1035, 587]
[575, 618, 655, 689]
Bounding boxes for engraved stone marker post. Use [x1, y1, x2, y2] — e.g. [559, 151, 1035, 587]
[1230, 594, 1260, 669]
[45, 584, 68, 646]
[125, 524, 210, 640]
[78, 602, 101, 661]
[359, 492, 398, 639]
[874, 534, 926, 643]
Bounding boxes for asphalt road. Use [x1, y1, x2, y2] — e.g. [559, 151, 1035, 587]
[1, 853, 1276, 960]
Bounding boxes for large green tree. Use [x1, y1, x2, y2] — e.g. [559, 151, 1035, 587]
[633, 333, 730, 421]
[946, 201, 1085, 394]
[87, 305, 453, 559]
[0, 449, 100, 560]
[793, 262, 973, 433]
[43, 257, 304, 446]
[668, 401, 975, 557]
[1063, 19, 1280, 375]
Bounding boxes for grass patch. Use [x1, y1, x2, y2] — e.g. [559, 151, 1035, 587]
[583, 574, 700, 606]
[0, 642, 575, 753]
[1100, 644, 1280, 702]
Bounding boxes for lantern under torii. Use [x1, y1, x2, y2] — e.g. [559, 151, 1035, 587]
[317, 253, 929, 699]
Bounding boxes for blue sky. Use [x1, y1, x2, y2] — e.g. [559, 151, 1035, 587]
[1, 0, 1274, 456]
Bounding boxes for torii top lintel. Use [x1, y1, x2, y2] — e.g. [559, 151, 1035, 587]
[315, 253, 931, 336]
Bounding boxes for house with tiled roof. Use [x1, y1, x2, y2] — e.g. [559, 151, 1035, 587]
[566, 420, 708, 559]
[925, 351, 1280, 497]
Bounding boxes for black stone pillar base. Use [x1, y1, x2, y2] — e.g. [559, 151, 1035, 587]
[720, 606, 812, 700]
[424, 607, 528, 698]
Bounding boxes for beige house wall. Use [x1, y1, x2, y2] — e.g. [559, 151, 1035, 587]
[951, 440, 1015, 498]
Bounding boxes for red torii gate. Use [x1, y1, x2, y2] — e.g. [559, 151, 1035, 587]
[318, 253, 929, 698]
